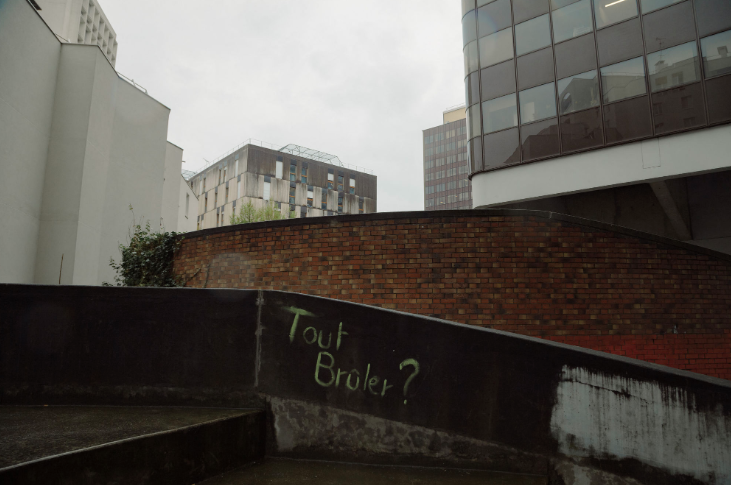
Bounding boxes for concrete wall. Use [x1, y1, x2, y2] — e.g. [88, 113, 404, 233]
[161, 143, 183, 231]
[0, 0, 61, 284]
[0, 0, 177, 286]
[1, 284, 729, 484]
[174, 209, 731, 381]
[177, 176, 198, 233]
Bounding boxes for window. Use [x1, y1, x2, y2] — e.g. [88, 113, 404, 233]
[701, 30, 731, 79]
[322, 191, 328, 210]
[234, 160, 238, 177]
[464, 40, 479, 75]
[225, 184, 229, 202]
[447, 168, 458, 177]
[426, 186, 435, 195]
[551, 0, 592, 43]
[237, 177, 241, 199]
[328, 171, 334, 188]
[640, 0, 683, 14]
[276, 159, 283, 178]
[479, 29, 513, 68]
[349, 178, 356, 194]
[425, 160, 434, 169]
[467, 105, 482, 138]
[202, 177, 206, 195]
[601, 57, 646, 104]
[289, 187, 295, 205]
[338, 194, 343, 213]
[482, 93, 518, 133]
[447, 181, 457, 190]
[515, 14, 551, 56]
[593, 0, 637, 30]
[426, 199, 435, 208]
[519, 82, 557, 123]
[358, 198, 364, 214]
[307, 186, 313, 207]
[301, 164, 308, 184]
[220, 207, 224, 226]
[463, 8, 477, 46]
[647, 41, 700, 92]
[263, 178, 271, 201]
[218, 169, 222, 185]
[459, 179, 470, 188]
[337, 175, 344, 192]
[205, 194, 208, 212]
[436, 158, 446, 166]
[290, 162, 297, 182]
[557, 70, 600, 114]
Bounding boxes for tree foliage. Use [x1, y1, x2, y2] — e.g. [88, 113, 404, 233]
[104, 207, 183, 287]
[230, 200, 294, 225]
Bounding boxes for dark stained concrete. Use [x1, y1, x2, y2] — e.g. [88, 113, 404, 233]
[200, 458, 547, 485]
[0, 406, 256, 468]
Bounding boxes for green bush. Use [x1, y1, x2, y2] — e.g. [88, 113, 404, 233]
[230, 200, 295, 225]
[104, 208, 183, 287]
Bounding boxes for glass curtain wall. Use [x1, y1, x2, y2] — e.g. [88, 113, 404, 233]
[462, 0, 731, 175]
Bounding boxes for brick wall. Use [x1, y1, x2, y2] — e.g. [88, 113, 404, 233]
[174, 210, 731, 380]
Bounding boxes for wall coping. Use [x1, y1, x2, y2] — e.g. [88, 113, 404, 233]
[180, 209, 731, 264]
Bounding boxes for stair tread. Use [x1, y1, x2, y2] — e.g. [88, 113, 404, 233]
[0, 405, 261, 469]
[200, 458, 547, 485]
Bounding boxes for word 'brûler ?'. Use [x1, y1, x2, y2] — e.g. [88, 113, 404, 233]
[285, 307, 421, 405]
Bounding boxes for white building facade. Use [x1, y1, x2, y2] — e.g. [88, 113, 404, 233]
[0, 0, 192, 285]
[34, 0, 118, 66]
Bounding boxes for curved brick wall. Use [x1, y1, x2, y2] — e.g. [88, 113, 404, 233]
[174, 210, 731, 380]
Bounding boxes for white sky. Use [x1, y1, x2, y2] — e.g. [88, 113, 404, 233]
[100, 0, 465, 212]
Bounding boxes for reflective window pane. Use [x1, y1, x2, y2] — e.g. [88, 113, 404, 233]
[469, 136, 485, 173]
[701, 30, 731, 79]
[483, 93, 518, 133]
[705, 74, 731, 124]
[520, 82, 557, 123]
[479, 28, 514, 68]
[481, 60, 517, 101]
[483, 128, 521, 170]
[464, 40, 479, 76]
[517, 47, 554, 90]
[515, 14, 552, 56]
[601, 57, 647, 104]
[478, 0, 512, 38]
[469, 71, 481, 105]
[477, 0, 495, 6]
[642, 1, 696, 54]
[647, 41, 700, 92]
[521, 118, 560, 161]
[555, 33, 597, 78]
[560, 107, 603, 152]
[694, 0, 731, 38]
[467, 105, 482, 139]
[651, 82, 706, 134]
[604, 95, 653, 144]
[462, 0, 475, 17]
[596, 18, 644, 67]
[640, 0, 683, 14]
[463, 9, 477, 47]
[513, 0, 550, 24]
[557, 70, 600, 114]
[552, 0, 593, 43]
[593, 0, 638, 30]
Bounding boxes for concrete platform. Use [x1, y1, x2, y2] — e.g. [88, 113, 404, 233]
[0, 406, 265, 484]
[200, 458, 548, 485]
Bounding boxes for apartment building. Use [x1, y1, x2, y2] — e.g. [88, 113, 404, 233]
[187, 143, 377, 230]
[461, 0, 731, 253]
[34, 0, 118, 66]
[423, 106, 472, 210]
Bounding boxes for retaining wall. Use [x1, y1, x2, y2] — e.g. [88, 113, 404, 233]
[173, 210, 731, 380]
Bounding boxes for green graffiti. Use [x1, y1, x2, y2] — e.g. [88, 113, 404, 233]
[337, 322, 348, 350]
[285, 307, 316, 344]
[399, 358, 420, 404]
[303, 327, 318, 345]
[315, 352, 335, 387]
[346, 370, 360, 391]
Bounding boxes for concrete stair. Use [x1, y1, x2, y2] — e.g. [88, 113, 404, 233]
[0, 406, 265, 484]
[199, 458, 548, 485]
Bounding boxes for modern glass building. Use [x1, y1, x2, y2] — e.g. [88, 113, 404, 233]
[462, 0, 731, 254]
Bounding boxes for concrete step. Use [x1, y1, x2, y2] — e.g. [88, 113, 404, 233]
[199, 458, 548, 485]
[0, 406, 265, 484]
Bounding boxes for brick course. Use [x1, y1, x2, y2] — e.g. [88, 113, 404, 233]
[174, 210, 731, 380]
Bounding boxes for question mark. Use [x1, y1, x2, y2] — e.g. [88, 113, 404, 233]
[399, 359, 420, 405]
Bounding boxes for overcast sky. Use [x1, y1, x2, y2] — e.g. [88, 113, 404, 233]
[99, 0, 464, 212]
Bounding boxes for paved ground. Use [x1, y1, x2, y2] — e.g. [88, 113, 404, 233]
[0, 405, 256, 468]
[200, 458, 548, 485]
